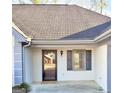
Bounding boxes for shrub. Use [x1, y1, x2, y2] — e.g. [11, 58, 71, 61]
[20, 82, 31, 92]
[12, 82, 31, 93]
[12, 85, 20, 89]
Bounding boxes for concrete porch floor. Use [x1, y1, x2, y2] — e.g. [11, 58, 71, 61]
[30, 80, 105, 93]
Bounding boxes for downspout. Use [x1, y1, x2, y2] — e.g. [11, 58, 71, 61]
[22, 38, 31, 82]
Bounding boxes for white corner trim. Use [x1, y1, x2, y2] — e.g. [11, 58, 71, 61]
[12, 22, 31, 41]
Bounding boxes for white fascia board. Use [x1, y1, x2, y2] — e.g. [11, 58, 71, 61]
[31, 40, 95, 45]
[95, 30, 111, 43]
[31, 30, 111, 45]
[31, 44, 96, 48]
[13, 22, 111, 45]
[12, 22, 31, 42]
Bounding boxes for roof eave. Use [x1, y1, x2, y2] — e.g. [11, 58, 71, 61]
[13, 22, 111, 45]
[95, 29, 111, 43]
[31, 40, 95, 45]
[12, 22, 31, 42]
[31, 30, 111, 45]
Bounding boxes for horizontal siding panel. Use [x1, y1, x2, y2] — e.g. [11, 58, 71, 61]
[14, 77, 22, 84]
[14, 41, 22, 47]
[14, 47, 22, 53]
[14, 62, 22, 69]
[13, 36, 23, 85]
[14, 70, 22, 76]
[14, 54, 22, 61]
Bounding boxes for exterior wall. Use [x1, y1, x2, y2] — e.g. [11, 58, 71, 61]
[23, 47, 33, 83]
[12, 35, 15, 86]
[107, 43, 111, 93]
[94, 44, 108, 91]
[57, 48, 95, 81]
[13, 38, 23, 85]
[13, 28, 26, 85]
[32, 48, 43, 82]
[31, 46, 95, 82]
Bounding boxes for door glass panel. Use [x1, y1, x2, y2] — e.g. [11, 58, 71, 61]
[43, 50, 56, 81]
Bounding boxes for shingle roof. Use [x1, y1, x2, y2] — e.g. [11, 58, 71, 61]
[12, 4, 111, 40]
[61, 21, 111, 40]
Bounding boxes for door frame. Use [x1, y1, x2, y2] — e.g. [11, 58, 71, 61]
[42, 50, 57, 81]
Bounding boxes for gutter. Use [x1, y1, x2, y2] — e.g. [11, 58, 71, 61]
[21, 32, 31, 82]
[95, 30, 111, 43]
[31, 30, 111, 45]
[13, 21, 110, 45]
[31, 40, 95, 45]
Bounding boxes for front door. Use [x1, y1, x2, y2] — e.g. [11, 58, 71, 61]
[42, 50, 57, 81]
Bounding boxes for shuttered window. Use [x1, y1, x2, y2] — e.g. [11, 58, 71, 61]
[67, 50, 72, 70]
[86, 50, 92, 70]
[67, 50, 92, 71]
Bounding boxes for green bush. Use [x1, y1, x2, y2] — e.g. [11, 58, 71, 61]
[12, 85, 20, 89]
[12, 82, 31, 92]
[98, 86, 104, 91]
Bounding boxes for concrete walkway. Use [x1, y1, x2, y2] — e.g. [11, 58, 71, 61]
[30, 81, 105, 93]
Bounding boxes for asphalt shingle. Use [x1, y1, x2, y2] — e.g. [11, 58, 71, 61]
[12, 4, 111, 40]
[61, 21, 111, 40]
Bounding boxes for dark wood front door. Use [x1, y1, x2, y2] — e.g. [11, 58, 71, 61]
[42, 50, 57, 81]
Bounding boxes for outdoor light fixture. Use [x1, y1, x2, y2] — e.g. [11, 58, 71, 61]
[60, 50, 63, 56]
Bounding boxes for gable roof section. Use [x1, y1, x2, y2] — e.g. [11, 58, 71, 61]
[12, 4, 111, 40]
[61, 21, 111, 40]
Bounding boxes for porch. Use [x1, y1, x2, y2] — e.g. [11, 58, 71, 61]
[23, 43, 110, 92]
[30, 80, 105, 93]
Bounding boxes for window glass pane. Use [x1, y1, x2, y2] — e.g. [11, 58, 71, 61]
[67, 50, 72, 70]
[86, 50, 92, 70]
[73, 50, 85, 70]
[67, 49, 92, 71]
[80, 51, 86, 70]
[73, 51, 80, 69]
[79, 52, 83, 69]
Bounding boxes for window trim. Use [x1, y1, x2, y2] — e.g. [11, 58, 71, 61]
[72, 49, 86, 71]
[67, 49, 92, 71]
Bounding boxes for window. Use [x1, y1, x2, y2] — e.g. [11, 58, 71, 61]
[67, 50, 72, 70]
[86, 50, 92, 70]
[67, 50, 92, 71]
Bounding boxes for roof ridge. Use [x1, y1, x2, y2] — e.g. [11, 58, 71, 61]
[12, 4, 74, 6]
[12, 4, 110, 18]
[74, 5, 110, 18]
